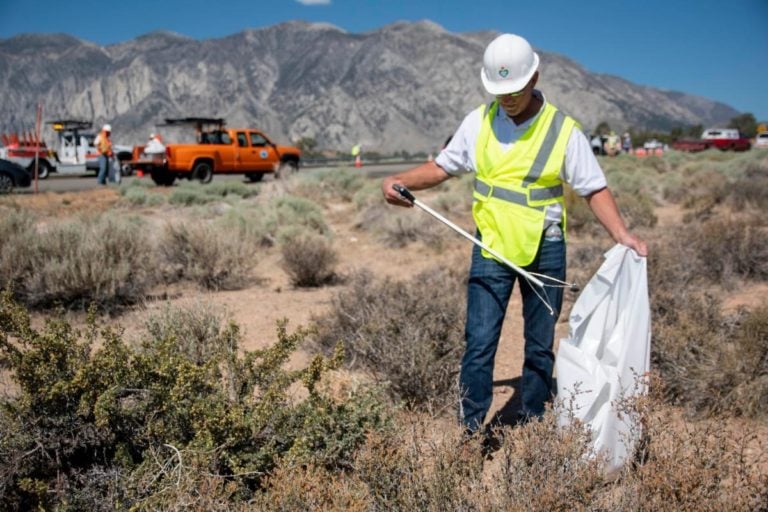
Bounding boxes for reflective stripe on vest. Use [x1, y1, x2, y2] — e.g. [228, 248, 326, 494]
[474, 179, 564, 209]
[472, 101, 575, 266]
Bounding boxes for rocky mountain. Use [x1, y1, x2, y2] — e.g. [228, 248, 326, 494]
[0, 21, 740, 152]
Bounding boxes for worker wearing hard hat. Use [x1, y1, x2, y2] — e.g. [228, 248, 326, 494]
[95, 123, 114, 185]
[382, 33, 646, 436]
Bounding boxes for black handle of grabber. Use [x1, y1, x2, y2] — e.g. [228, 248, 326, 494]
[392, 183, 416, 202]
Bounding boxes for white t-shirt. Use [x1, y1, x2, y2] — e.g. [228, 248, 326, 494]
[435, 90, 607, 224]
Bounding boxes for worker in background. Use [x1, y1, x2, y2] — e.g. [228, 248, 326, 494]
[604, 130, 621, 156]
[622, 132, 633, 154]
[382, 33, 647, 437]
[96, 124, 114, 185]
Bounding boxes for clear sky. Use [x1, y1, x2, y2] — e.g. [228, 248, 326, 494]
[1, 0, 766, 122]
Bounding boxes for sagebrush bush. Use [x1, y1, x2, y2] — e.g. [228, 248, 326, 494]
[652, 293, 768, 418]
[726, 165, 768, 211]
[263, 195, 330, 241]
[167, 181, 256, 206]
[159, 218, 260, 290]
[280, 231, 339, 287]
[121, 185, 166, 206]
[614, 191, 658, 229]
[286, 168, 367, 203]
[144, 299, 230, 365]
[356, 202, 451, 249]
[563, 186, 600, 236]
[596, 384, 768, 511]
[0, 293, 390, 510]
[0, 212, 156, 309]
[311, 268, 466, 410]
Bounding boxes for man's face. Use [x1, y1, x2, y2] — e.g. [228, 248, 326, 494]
[495, 72, 537, 118]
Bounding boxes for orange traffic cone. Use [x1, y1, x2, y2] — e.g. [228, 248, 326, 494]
[354, 154, 362, 168]
[136, 169, 144, 178]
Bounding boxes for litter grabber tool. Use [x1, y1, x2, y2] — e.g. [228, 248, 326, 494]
[392, 184, 579, 316]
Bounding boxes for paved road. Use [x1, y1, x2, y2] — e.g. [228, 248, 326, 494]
[12, 161, 419, 195]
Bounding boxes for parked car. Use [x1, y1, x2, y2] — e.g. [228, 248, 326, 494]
[755, 132, 768, 149]
[0, 157, 32, 193]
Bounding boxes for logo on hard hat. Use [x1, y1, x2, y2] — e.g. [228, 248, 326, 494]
[498, 67, 509, 78]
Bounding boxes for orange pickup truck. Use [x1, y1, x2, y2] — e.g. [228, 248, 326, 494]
[130, 119, 301, 186]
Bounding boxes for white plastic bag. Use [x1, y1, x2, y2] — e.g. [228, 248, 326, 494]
[555, 244, 650, 473]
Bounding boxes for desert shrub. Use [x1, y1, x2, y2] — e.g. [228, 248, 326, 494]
[614, 190, 658, 229]
[168, 185, 214, 206]
[0, 213, 156, 309]
[355, 202, 450, 249]
[159, 218, 260, 290]
[168, 181, 256, 206]
[280, 230, 339, 287]
[487, 412, 605, 511]
[596, 386, 768, 511]
[683, 217, 768, 286]
[311, 268, 465, 410]
[649, 215, 768, 292]
[563, 187, 600, 236]
[351, 180, 382, 210]
[0, 293, 390, 510]
[205, 180, 257, 199]
[121, 185, 166, 206]
[217, 205, 275, 247]
[726, 165, 768, 211]
[287, 168, 367, 203]
[653, 294, 768, 418]
[258, 394, 767, 511]
[144, 299, 229, 365]
[259, 416, 484, 511]
[263, 195, 329, 241]
[429, 174, 474, 215]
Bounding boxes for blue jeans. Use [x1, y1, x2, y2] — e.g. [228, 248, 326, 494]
[460, 228, 566, 432]
[97, 154, 110, 184]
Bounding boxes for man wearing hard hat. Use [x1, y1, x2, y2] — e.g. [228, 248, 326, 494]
[382, 33, 647, 436]
[95, 123, 114, 185]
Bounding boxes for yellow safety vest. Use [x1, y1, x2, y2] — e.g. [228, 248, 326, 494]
[473, 101, 576, 266]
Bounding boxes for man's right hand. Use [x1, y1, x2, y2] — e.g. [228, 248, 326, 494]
[380, 160, 452, 207]
[381, 177, 414, 207]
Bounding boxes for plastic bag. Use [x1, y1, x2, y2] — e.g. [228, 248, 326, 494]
[555, 244, 650, 473]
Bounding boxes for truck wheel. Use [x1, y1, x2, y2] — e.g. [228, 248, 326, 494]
[246, 172, 264, 182]
[276, 160, 298, 179]
[27, 160, 51, 180]
[0, 173, 13, 194]
[192, 162, 213, 183]
[120, 160, 133, 177]
[150, 170, 176, 187]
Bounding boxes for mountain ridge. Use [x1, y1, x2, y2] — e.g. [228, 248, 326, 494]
[0, 21, 740, 152]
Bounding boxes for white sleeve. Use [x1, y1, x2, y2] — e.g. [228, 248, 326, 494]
[434, 108, 482, 176]
[563, 128, 608, 197]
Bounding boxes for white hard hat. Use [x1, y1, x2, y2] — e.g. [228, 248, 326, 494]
[102, 124, 112, 132]
[480, 34, 540, 95]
